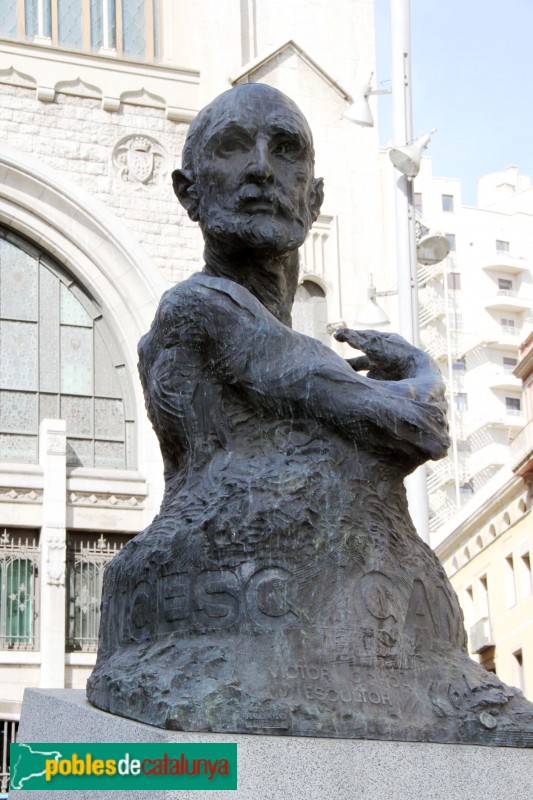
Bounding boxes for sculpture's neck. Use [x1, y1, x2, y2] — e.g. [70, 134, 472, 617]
[203, 242, 299, 327]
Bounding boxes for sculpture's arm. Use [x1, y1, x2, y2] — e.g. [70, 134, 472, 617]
[197, 278, 449, 465]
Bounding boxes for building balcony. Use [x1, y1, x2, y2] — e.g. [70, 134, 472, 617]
[465, 410, 525, 437]
[467, 442, 509, 478]
[456, 328, 519, 357]
[510, 419, 533, 476]
[469, 617, 495, 654]
[483, 290, 531, 313]
[482, 254, 531, 275]
[486, 371, 523, 392]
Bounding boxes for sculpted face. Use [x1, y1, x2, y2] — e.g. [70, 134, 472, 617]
[174, 84, 324, 255]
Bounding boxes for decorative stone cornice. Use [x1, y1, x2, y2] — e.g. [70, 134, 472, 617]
[0, 487, 43, 503]
[67, 491, 145, 509]
[0, 38, 199, 121]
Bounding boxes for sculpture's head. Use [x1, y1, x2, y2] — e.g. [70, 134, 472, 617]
[173, 83, 324, 255]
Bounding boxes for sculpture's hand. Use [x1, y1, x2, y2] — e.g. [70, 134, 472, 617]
[334, 327, 449, 460]
[334, 328, 433, 382]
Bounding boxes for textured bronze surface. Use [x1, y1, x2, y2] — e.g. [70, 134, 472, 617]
[87, 84, 533, 746]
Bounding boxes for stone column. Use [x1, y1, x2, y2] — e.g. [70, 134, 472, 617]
[38, 419, 67, 689]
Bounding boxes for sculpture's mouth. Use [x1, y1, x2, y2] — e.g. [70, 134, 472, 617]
[241, 200, 276, 214]
[237, 190, 280, 215]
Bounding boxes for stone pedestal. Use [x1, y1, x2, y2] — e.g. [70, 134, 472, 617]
[10, 689, 533, 800]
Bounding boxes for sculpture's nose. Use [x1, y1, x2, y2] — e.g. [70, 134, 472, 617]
[245, 139, 274, 184]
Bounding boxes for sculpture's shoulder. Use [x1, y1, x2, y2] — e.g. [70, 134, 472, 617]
[139, 272, 264, 361]
[159, 272, 263, 323]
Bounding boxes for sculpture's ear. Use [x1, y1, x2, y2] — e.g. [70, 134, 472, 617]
[310, 177, 324, 222]
[172, 168, 200, 221]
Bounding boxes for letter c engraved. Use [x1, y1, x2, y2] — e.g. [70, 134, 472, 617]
[245, 567, 298, 629]
[360, 572, 398, 622]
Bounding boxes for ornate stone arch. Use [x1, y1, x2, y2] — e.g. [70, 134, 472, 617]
[0, 145, 166, 472]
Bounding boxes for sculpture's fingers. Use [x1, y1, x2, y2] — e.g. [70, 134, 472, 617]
[347, 356, 372, 372]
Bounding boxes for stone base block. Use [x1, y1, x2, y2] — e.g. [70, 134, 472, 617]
[10, 689, 533, 800]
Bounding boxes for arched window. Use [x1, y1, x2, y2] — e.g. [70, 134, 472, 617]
[292, 280, 329, 346]
[0, 227, 135, 468]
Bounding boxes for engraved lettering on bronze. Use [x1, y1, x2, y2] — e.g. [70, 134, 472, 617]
[130, 581, 154, 640]
[194, 570, 240, 628]
[245, 567, 297, 628]
[87, 83, 533, 747]
[161, 571, 190, 623]
[403, 579, 439, 639]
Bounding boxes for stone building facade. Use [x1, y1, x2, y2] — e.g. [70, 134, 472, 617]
[0, 2, 386, 786]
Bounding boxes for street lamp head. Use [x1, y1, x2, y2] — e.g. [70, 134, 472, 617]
[389, 129, 437, 178]
[343, 80, 374, 127]
[417, 232, 451, 266]
[353, 285, 390, 327]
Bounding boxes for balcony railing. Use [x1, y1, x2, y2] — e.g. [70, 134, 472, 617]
[465, 411, 525, 437]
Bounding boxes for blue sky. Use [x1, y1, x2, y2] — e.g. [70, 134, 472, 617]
[374, 0, 533, 205]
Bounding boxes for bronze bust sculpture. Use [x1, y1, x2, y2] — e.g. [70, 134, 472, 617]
[87, 84, 533, 746]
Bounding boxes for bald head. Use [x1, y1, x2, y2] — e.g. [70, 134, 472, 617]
[181, 83, 315, 177]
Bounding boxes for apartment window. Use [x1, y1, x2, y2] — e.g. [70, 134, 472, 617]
[464, 586, 474, 627]
[503, 356, 518, 374]
[478, 574, 489, 618]
[0, 529, 40, 650]
[513, 650, 524, 692]
[498, 277, 513, 293]
[452, 357, 466, 371]
[505, 397, 521, 415]
[519, 552, 532, 598]
[504, 555, 517, 607]
[500, 317, 516, 334]
[2, 0, 160, 61]
[459, 482, 473, 496]
[454, 393, 468, 412]
[445, 233, 456, 252]
[447, 272, 461, 290]
[496, 239, 510, 255]
[414, 193, 423, 215]
[442, 194, 454, 212]
[449, 311, 463, 330]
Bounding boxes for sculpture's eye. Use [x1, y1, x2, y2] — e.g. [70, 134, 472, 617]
[216, 138, 249, 157]
[272, 139, 300, 157]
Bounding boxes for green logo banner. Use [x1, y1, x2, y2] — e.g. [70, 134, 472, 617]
[10, 742, 237, 791]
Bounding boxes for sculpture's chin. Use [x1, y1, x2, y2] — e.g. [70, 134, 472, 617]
[204, 212, 308, 256]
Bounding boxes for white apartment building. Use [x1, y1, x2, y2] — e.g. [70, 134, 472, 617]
[0, 0, 386, 790]
[412, 161, 533, 535]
